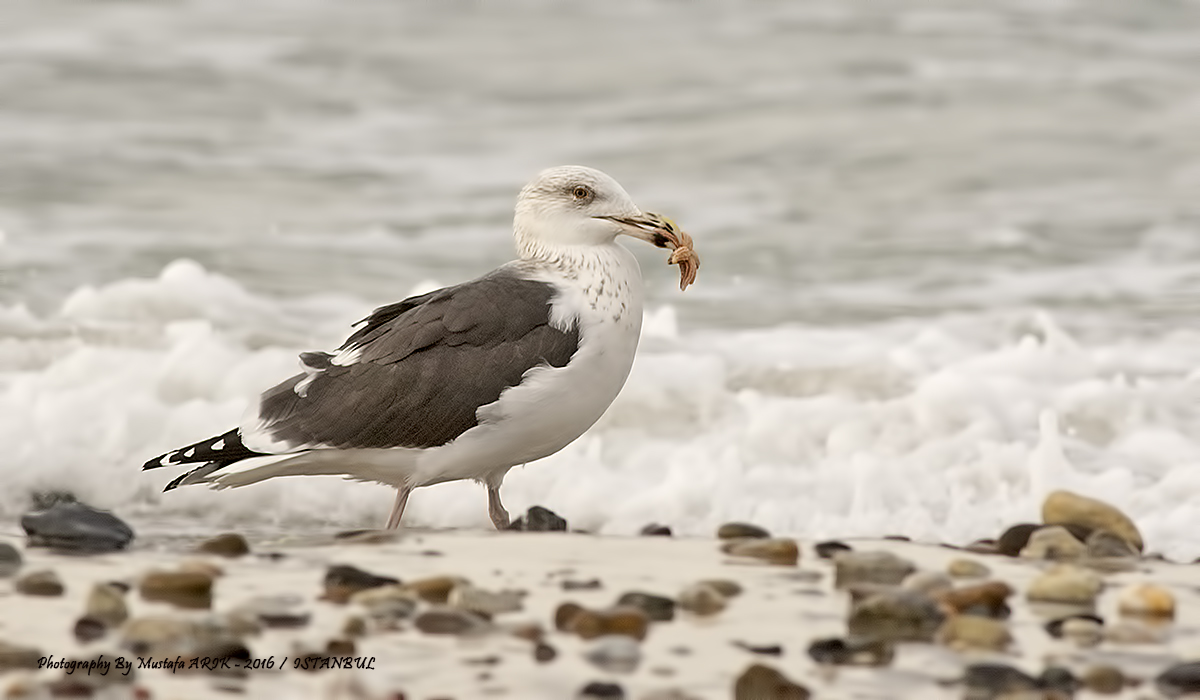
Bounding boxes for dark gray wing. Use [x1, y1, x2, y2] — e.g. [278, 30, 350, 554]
[255, 269, 579, 451]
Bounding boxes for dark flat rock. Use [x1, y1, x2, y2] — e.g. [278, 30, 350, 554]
[21, 501, 134, 553]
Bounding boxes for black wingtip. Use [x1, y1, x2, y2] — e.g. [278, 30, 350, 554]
[143, 454, 173, 471]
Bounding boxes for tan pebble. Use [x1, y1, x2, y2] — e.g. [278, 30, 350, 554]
[1060, 617, 1103, 648]
[15, 570, 64, 597]
[85, 583, 129, 627]
[348, 584, 418, 607]
[195, 533, 250, 558]
[404, 575, 467, 604]
[1105, 618, 1168, 644]
[1087, 529, 1139, 559]
[325, 638, 355, 656]
[1020, 526, 1086, 561]
[1082, 665, 1125, 694]
[721, 538, 799, 566]
[902, 571, 953, 596]
[677, 583, 726, 616]
[936, 615, 1012, 652]
[448, 584, 525, 617]
[1117, 582, 1175, 619]
[936, 581, 1013, 617]
[342, 616, 367, 637]
[508, 622, 544, 643]
[698, 579, 742, 598]
[946, 558, 991, 579]
[1042, 489, 1143, 552]
[1026, 564, 1102, 606]
[834, 551, 917, 587]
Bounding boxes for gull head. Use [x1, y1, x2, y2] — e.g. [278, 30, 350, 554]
[514, 165, 679, 258]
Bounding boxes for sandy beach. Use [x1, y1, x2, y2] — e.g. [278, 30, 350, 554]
[2, 498, 1198, 700]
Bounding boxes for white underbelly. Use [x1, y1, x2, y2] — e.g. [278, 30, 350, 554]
[412, 244, 644, 486]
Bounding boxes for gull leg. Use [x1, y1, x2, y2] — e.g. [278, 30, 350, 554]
[487, 484, 510, 530]
[385, 485, 411, 530]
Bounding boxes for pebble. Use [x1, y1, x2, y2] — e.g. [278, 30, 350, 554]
[721, 538, 799, 566]
[534, 642, 557, 663]
[733, 663, 810, 700]
[448, 584, 525, 617]
[936, 581, 1013, 619]
[1026, 564, 1102, 606]
[717, 522, 770, 540]
[616, 591, 675, 622]
[936, 615, 1012, 652]
[833, 550, 917, 587]
[1059, 617, 1104, 647]
[963, 663, 1039, 698]
[405, 575, 468, 604]
[196, 533, 250, 558]
[121, 616, 241, 657]
[0, 543, 21, 578]
[995, 523, 1040, 557]
[1087, 529, 1139, 559]
[677, 583, 727, 616]
[1042, 489, 1143, 552]
[322, 564, 400, 604]
[562, 578, 603, 591]
[139, 570, 214, 609]
[583, 635, 641, 674]
[179, 559, 224, 579]
[1116, 582, 1175, 618]
[235, 594, 311, 628]
[349, 583, 419, 609]
[640, 523, 672, 537]
[505, 505, 567, 532]
[1105, 618, 1167, 644]
[577, 681, 625, 700]
[901, 571, 953, 597]
[814, 540, 852, 559]
[698, 579, 743, 598]
[20, 501, 134, 553]
[1037, 666, 1080, 695]
[0, 641, 42, 673]
[847, 589, 945, 642]
[1156, 661, 1200, 698]
[16, 569, 64, 597]
[946, 558, 991, 579]
[558, 604, 649, 641]
[732, 641, 782, 656]
[342, 616, 367, 637]
[1044, 613, 1103, 638]
[1082, 665, 1125, 694]
[86, 583, 129, 627]
[414, 607, 492, 636]
[73, 616, 107, 643]
[1019, 525, 1086, 561]
[806, 637, 894, 667]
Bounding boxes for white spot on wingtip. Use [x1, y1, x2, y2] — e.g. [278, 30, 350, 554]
[331, 347, 362, 366]
[160, 455, 173, 467]
[183, 448, 196, 458]
[294, 373, 317, 397]
[211, 439, 225, 451]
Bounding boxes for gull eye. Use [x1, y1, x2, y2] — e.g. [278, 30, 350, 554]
[572, 185, 593, 202]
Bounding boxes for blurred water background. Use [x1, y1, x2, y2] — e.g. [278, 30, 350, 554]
[2, 0, 1198, 555]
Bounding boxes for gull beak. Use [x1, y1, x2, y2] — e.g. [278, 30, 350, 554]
[596, 213, 681, 249]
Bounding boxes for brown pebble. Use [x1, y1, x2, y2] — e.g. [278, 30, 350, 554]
[1042, 489, 1143, 552]
[534, 642, 557, 663]
[414, 608, 491, 636]
[196, 533, 250, 558]
[178, 559, 224, 579]
[936, 581, 1013, 618]
[342, 616, 367, 637]
[721, 538, 799, 566]
[640, 524, 672, 537]
[946, 558, 991, 579]
[936, 616, 1012, 652]
[1026, 564, 1102, 606]
[996, 523, 1040, 557]
[1082, 665, 1125, 694]
[325, 638, 355, 656]
[73, 616, 107, 644]
[16, 569, 64, 597]
[733, 663, 810, 700]
[717, 522, 771, 540]
[555, 602, 585, 631]
[404, 575, 466, 604]
[139, 570, 214, 610]
[508, 622, 544, 643]
[568, 606, 649, 641]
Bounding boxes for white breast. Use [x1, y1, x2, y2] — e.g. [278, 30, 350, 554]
[412, 243, 644, 487]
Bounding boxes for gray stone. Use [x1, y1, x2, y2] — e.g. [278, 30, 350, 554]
[414, 607, 492, 635]
[847, 589, 945, 642]
[21, 501, 133, 553]
[86, 583, 129, 626]
[16, 569, 64, 596]
[0, 543, 22, 578]
[834, 550, 917, 587]
[717, 522, 770, 539]
[616, 591, 675, 622]
[583, 634, 641, 674]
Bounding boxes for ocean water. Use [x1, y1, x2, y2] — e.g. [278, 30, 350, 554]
[2, 0, 1199, 556]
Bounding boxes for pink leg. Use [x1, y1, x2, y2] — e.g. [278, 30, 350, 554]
[385, 486, 411, 530]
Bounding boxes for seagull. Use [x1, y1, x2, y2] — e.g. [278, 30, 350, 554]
[143, 165, 694, 530]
